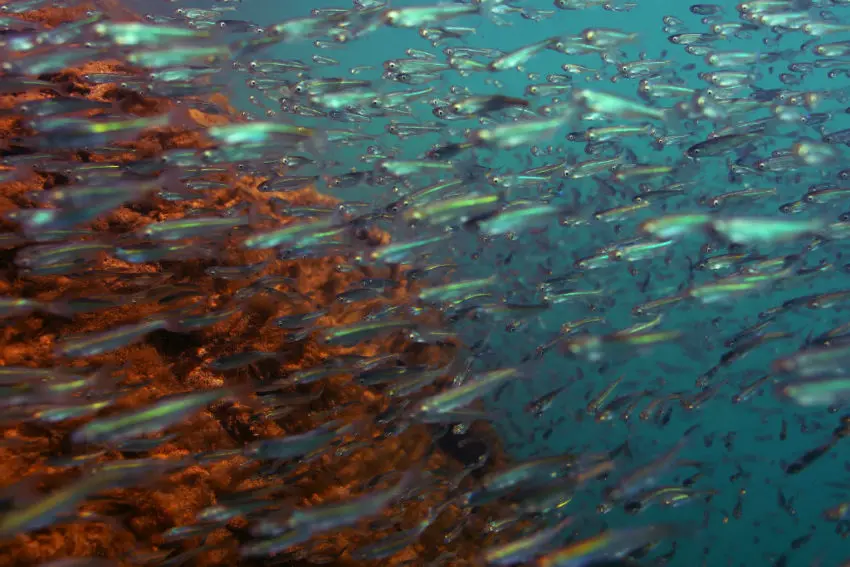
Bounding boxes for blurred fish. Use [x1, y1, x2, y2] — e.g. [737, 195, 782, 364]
[71, 387, 245, 444]
[3, 0, 850, 565]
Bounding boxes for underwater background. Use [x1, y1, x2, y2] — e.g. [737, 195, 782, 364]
[1, 0, 850, 566]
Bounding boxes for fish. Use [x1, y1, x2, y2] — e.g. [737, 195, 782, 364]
[485, 517, 574, 565]
[604, 426, 699, 502]
[4, 0, 850, 565]
[71, 387, 244, 444]
[538, 525, 683, 567]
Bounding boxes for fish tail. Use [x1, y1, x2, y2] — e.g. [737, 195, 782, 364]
[659, 106, 686, 135]
[166, 103, 200, 132]
[478, 0, 511, 27]
[222, 383, 266, 413]
[91, 0, 139, 24]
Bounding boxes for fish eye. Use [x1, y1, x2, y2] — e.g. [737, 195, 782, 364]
[490, 176, 501, 185]
[384, 10, 398, 24]
[370, 98, 381, 108]
[576, 260, 588, 269]
[293, 85, 304, 94]
[803, 194, 816, 204]
[585, 30, 595, 41]
[755, 160, 768, 171]
[529, 86, 538, 95]
[435, 108, 446, 118]
[840, 212, 850, 222]
[249, 61, 258, 70]
[619, 65, 628, 74]
[219, 21, 227, 28]
[386, 61, 397, 70]
[779, 204, 793, 214]
[709, 198, 721, 208]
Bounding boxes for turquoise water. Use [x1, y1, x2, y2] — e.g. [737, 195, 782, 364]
[155, 0, 850, 564]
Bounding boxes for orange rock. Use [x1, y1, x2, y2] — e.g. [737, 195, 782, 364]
[0, 5, 512, 566]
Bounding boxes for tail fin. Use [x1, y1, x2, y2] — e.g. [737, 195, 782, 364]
[478, 0, 512, 26]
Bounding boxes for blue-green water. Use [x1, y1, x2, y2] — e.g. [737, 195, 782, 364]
[149, 0, 850, 565]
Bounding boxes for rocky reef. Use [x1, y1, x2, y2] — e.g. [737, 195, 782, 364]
[0, 3, 508, 565]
